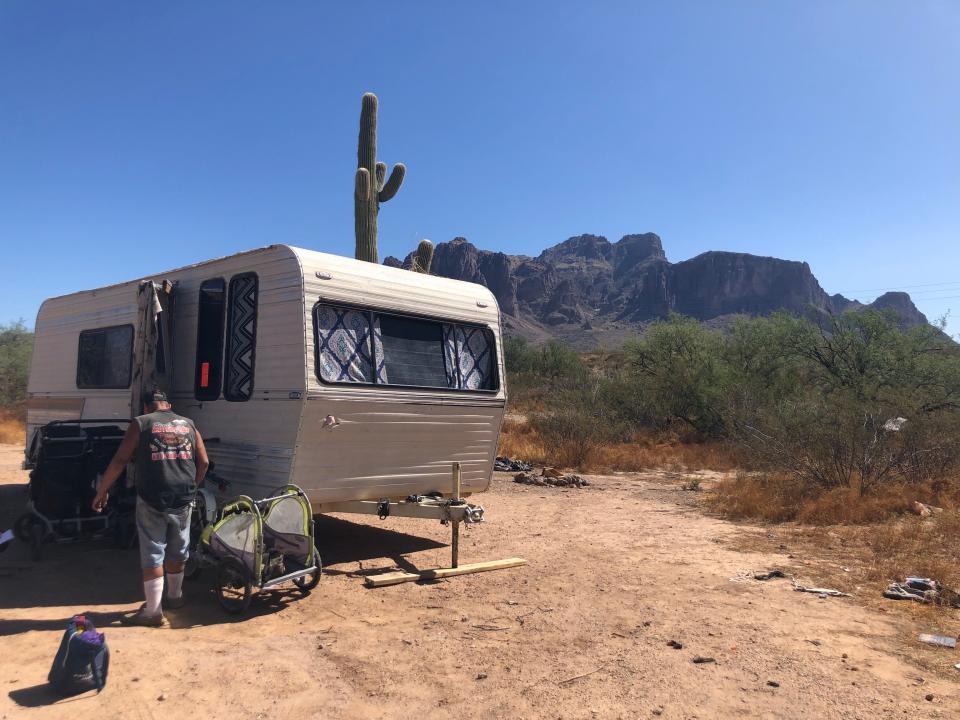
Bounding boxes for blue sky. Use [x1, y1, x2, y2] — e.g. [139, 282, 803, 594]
[1, 2, 958, 334]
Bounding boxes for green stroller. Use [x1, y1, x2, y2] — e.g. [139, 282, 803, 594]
[197, 485, 321, 613]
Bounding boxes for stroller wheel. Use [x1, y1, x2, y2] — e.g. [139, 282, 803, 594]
[215, 557, 252, 614]
[13, 514, 46, 560]
[184, 553, 202, 581]
[13, 513, 38, 543]
[294, 544, 322, 593]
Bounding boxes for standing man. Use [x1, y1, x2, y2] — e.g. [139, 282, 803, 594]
[93, 388, 209, 627]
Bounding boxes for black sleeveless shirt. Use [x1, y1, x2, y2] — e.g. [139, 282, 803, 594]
[134, 410, 198, 512]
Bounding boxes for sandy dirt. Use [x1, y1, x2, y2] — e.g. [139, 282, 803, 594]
[1, 443, 958, 719]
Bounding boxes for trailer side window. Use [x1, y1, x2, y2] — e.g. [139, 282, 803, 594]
[76, 325, 134, 389]
[315, 304, 374, 383]
[444, 324, 496, 390]
[224, 273, 258, 401]
[314, 303, 498, 391]
[194, 278, 226, 401]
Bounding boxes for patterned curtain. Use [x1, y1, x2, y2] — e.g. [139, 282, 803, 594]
[316, 305, 374, 382]
[224, 274, 258, 401]
[442, 324, 459, 388]
[372, 317, 389, 384]
[455, 326, 494, 390]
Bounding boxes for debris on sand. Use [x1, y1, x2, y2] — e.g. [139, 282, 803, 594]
[918, 634, 957, 649]
[793, 585, 850, 598]
[911, 501, 943, 517]
[667, 640, 683, 650]
[754, 569, 788, 581]
[495, 456, 533, 472]
[884, 577, 960, 607]
[692, 656, 715, 664]
[513, 470, 589, 488]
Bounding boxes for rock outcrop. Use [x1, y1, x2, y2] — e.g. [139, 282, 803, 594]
[395, 233, 927, 346]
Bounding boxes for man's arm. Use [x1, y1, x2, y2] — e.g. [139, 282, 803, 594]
[194, 428, 210, 486]
[92, 422, 140, 512]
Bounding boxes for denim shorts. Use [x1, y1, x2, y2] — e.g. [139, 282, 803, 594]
[136, 498, 191, 570]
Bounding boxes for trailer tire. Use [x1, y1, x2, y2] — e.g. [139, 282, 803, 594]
[294, 544, 322, 593]
[215, 557, 252, 614]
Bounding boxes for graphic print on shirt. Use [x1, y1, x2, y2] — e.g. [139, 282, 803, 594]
[149, 419, 194, 462]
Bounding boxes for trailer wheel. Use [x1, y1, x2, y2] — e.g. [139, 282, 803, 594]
[215, 557, 252, 614]
[294, 544, 322, 593]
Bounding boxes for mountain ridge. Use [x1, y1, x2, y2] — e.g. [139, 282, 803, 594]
[384, 233, 927, 347]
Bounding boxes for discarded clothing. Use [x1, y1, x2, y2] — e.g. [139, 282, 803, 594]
[884, 577, 960, 608]
[494, 456, 533, 472]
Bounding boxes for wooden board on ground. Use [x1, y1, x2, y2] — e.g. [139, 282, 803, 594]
[365, 557, 527, 588]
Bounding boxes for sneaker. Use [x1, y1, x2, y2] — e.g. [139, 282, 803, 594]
[122, 608, 168, 627]
[165, 595, 185, 609]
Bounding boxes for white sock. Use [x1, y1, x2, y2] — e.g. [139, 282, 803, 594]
[166, 571, 184, 599]
[144, 577, 164, 616]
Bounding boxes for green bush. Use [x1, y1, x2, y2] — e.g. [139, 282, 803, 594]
[0, 321, 33, 411]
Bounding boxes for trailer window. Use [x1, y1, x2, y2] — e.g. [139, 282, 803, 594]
[224, 273, 258, 401]
[76, 325, 134, 389]
[313, 303, 498, 391]
[376, 314, 448, 387]
[315, 304, 375, 382]
[194, 278, 226, 400]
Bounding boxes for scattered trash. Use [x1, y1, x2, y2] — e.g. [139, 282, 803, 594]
[667, 640, 683, 650]
[884, 577, 960, 608]
[767, 680, 780, 688]
[911, 501, 943, 518]
[476, 672, 488, 680]
[954, 663, 960, 671]
[514, 470, 588, 488]
[918, 634, 956, 649]
[692, 656, 715, 664]
[754, 570, 787, 581]
[793, 585, 850, 598]
[883, 417, 908, 432]
[925, 693, 934, 702]
[494, 456, 532, 472]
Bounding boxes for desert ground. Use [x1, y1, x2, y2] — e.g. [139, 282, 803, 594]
[1, 443, 958, 720]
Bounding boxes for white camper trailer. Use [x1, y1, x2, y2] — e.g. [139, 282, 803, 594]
[25, 245, 506, 513]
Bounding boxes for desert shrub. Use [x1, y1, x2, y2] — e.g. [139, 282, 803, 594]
[728, 310, 960, 494]
[623, 316, 730, 435]
[0, 320, 32, 413]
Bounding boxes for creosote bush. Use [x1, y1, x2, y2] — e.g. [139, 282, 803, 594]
[501, 308, 960, 519]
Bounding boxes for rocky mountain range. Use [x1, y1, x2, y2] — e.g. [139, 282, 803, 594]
[384, 234, 926, 347]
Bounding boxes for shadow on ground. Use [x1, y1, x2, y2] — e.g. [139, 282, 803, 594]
[0, 507, 446, 634]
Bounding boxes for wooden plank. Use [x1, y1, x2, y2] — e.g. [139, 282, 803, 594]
[365, 557, 527, 588]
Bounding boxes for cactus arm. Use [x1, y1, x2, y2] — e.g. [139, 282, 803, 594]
[355, 168, 371, 201]
[413, 238, 434, 274]
[375, 162, 386, 191]
[378, 163, 406, 202]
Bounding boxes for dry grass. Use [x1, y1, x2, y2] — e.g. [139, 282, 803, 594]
[498, 416, 738, 472]
[710, 472, 960, 525]
[0, 412, 25, 444]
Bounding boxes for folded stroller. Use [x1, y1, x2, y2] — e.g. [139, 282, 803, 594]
[196, 485, 321, 613]
[15, 420, 137, 559]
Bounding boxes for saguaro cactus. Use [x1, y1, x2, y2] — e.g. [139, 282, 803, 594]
[412, 239, 434, 274]
[355, 92, 405, 264]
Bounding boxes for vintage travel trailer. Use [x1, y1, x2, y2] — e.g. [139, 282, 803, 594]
[25, 245, 506, 509]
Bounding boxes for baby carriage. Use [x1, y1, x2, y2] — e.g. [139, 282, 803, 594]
[14, 420, 137, 559]
[196, 485, 321, 613]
